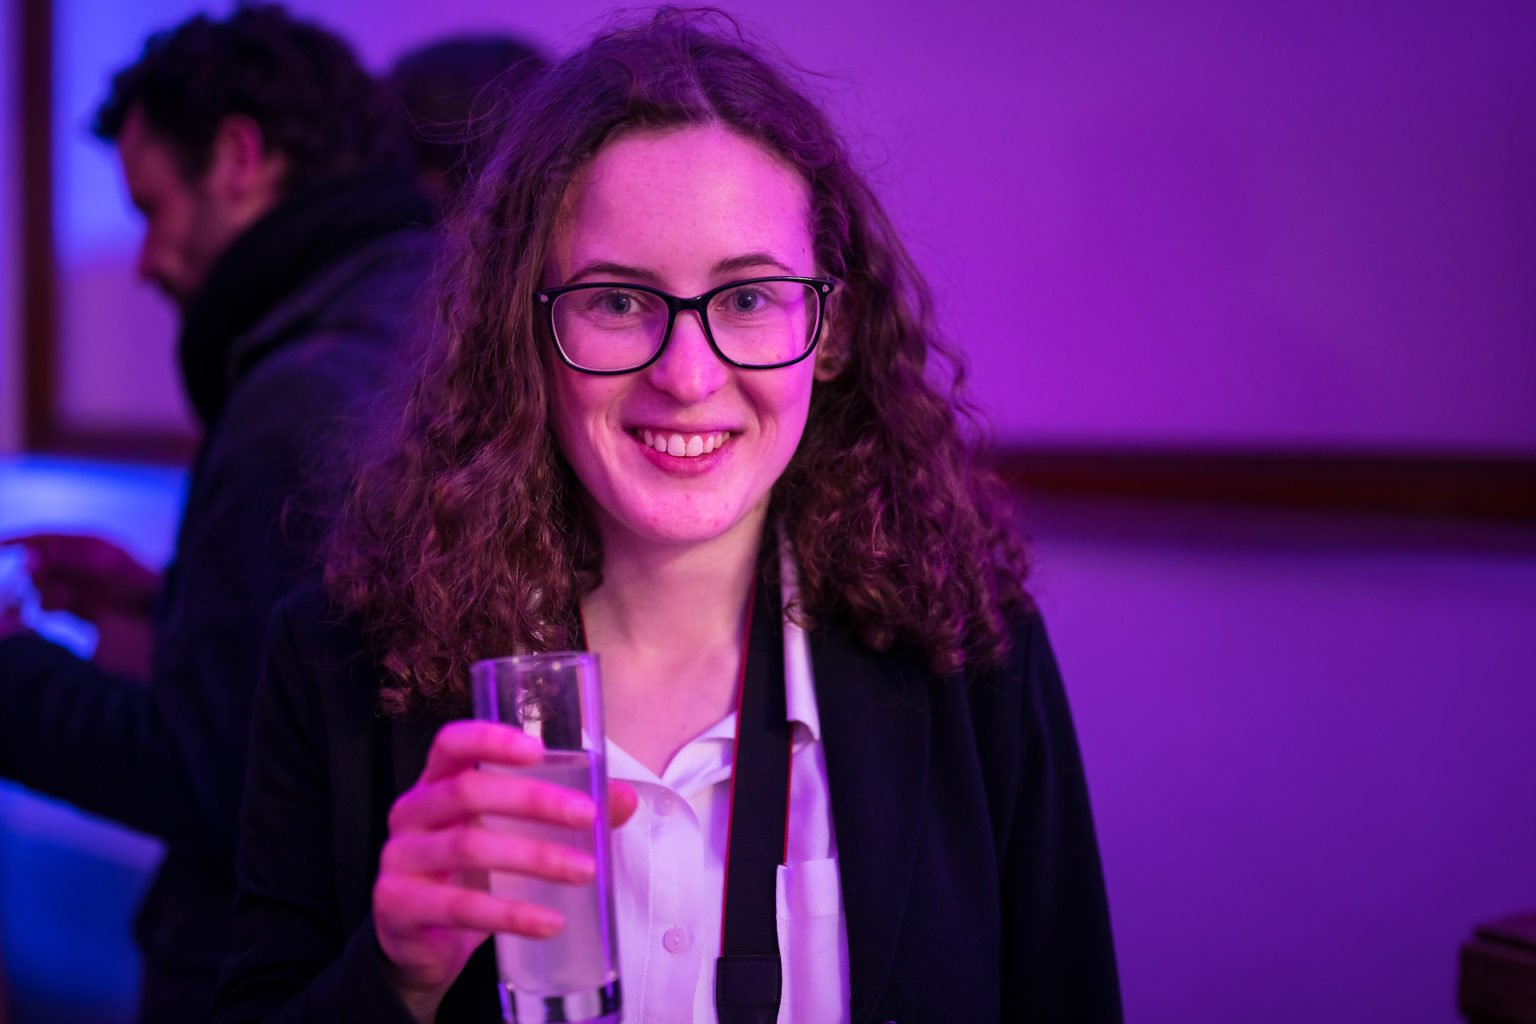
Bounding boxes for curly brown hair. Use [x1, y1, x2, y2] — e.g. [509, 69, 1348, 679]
[326, 9, 1032, 716]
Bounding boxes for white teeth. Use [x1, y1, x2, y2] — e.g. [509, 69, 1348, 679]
[635, 429, 731, 458]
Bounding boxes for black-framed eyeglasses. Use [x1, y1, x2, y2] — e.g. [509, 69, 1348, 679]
[536, 276, 836, 375]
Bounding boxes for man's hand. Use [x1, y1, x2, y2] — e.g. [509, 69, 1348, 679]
[12, 533, 162, 623]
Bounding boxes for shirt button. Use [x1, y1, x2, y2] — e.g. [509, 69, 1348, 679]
[655, 793, 677, 816]
[662, 927, 690, 953]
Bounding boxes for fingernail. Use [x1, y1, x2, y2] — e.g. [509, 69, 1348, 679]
[532, 908, 564, 936]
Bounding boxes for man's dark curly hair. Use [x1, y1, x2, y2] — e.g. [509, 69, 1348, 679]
[92, 3, 405, 191]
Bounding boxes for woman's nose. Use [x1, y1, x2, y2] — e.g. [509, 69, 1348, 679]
[645, 310, 729, 402]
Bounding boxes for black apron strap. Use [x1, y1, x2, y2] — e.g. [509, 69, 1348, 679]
[715, 575, 791, 1024]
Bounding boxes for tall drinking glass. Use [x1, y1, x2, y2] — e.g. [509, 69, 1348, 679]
[470, 652, 621, 1024]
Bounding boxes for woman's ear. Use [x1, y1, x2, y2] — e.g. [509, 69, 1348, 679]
[813, 302, 844, 382]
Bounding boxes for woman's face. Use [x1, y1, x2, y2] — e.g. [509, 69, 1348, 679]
[544, 124, 819, 556]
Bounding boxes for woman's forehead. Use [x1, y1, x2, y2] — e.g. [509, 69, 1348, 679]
[550, 124, 813, 277]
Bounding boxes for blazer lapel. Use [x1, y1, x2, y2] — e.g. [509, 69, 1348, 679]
[810, 623, 931, 1022]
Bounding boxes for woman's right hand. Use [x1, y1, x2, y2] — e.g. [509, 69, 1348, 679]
[373, 720, 637, 1021]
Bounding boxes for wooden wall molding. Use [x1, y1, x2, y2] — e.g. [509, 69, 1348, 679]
[17, 0, 196, 464]
[20, 0, 55, 452]
[994, 446, 1536, 522]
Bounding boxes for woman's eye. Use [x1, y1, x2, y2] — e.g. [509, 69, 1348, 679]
[581, 289, 644, 317]
[721, 288, 767, 314]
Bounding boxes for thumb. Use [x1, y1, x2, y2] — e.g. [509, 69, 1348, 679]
[608, 780, 640, 827]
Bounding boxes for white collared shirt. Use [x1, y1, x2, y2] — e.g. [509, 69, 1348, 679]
[604, 578, 850, 1023]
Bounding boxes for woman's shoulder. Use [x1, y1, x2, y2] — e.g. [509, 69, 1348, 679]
[970, 609, 1058, 686]
[954, 609, 1075, 745]
[263, 577, 384, 712]
[807, 607, 1063, 748]
[806, 604, 1054, 690]
[270, 576, 364, 652]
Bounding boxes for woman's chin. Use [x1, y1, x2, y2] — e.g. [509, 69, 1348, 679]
[602, 501, 763, 553]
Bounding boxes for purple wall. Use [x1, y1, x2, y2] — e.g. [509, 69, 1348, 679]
[985, 3, 1536, 452]
[1030, 497, 1536, 1021]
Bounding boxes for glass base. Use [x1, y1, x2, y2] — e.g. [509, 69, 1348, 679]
[499, 979, 621, 1024]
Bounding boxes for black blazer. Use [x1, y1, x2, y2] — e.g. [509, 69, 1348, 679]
[214, 584, 1121, 1023]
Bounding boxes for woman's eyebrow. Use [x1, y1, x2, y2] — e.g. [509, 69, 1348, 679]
[565, 252, 794, 285]
[712, 252, 793, 275]
[566, 260, 659, 283]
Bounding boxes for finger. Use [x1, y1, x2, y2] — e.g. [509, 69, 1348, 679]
[380, 824, 595, 884]
[15, 534, 135, 577]
[390, 768, 597, 835]
[608, 780, 640, 827]
[418, 720, 544, 784]
[374, 873, 563, 939]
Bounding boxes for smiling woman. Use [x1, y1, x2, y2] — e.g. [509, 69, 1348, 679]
[213, 10, 1122, 1024]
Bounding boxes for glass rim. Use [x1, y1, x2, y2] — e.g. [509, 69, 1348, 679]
[470, 650, 597, 674]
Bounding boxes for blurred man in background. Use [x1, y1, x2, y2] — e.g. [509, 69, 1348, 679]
[0, 5, 434, 1019]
